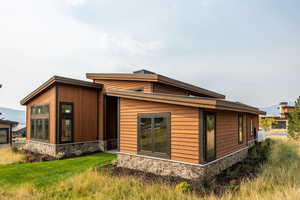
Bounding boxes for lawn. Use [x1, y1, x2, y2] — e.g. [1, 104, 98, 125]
[0, 147, 25, 165]
[0, 153, 116, 189]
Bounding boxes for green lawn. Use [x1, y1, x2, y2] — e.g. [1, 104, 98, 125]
[0, 153, 116, 189]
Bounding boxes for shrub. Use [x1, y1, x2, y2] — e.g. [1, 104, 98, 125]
[74, 150, 82, 157]
[175, 181, 191, 193]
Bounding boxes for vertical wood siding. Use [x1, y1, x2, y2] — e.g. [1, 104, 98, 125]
[58, 85, 99, 142]
[94, 80, 152, 93]
[26, 86, 56, 144]
[215, 110, 247, 158]
[120, 98, 200, 163]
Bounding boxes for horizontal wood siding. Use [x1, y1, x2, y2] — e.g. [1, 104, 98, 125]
[120, 98, 200, 163]
[215, 110, 247, 158]
[153, 83, 189, 96]
[58, 85, 99, 142]
[94, 80, 152, 93]
[26, 86, 56, 144]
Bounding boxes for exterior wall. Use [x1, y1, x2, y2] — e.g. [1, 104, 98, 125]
[152, 83, 189, 96]
[117, 147, 248, 180]
[26, 86, 56, 144]
[215, 110, 247, 158]
[119, 98, 200, 163]
[58, 85, 99, 142]
[94, 80, 152, 93]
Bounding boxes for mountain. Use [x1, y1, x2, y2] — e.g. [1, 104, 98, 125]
[0, 107, 26, 124]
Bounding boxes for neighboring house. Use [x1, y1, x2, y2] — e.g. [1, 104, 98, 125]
[20, 70, 265, 180]
[12, 124, 26, 138]
[0, 119, 18, 145]
[260, 102, 295, 133]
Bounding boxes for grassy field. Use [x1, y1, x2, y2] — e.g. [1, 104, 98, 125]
[0, 147, 25, 165]
[0, 139, 299, 200]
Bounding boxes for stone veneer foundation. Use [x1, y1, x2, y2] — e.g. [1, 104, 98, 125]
[117, 148, 249, 180]
[24, 140, 106, 157]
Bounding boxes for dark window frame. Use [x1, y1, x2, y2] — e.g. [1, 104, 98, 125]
[30, 104, 50, 142]
[59, 102, 74, 144]
[0, 128, 9, 144]
[203, 111, 217, 162]
[137, 112, 171, 159]
[238, 113, 244, 144]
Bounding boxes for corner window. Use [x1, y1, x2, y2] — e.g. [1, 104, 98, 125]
[138, 113, 170, 158]
[238, 114, 244, 144]
[30, 104, 50, 142]
[60, 102, 73, 143]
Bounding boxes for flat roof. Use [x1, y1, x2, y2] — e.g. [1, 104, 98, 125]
[20, 76, 102, 105]
[86, 72, 226, 99]
[106, 89, 266, 115]
[0, 119, 18, 125]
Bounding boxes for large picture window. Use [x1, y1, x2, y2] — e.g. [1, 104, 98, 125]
[204, 112, 216, 162]
[30, 104, 50, 141]
[60, 102, 73, 143]
[138, 113, 170, 158]
[238, 114, 244, 144]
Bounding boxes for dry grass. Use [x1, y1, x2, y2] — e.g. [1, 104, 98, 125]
[0, 147, 25, 165]
[1, 139, 300, 200]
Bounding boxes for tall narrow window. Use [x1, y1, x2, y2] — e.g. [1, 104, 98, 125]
[30, 104, 50, 141]
[238, 114, 244, 144]
[250, 119, 253, 136]
[60, 103, 73, 143]
[138, 113, 170, 158]
[204, 112, 216, 162]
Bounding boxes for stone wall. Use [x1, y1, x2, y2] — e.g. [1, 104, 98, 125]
[117, 148, 249, 180]
[24, 140, 106, 157]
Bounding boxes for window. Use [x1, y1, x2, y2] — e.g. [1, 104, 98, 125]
[60, 102, 73, 143]
[238, 114, 244, 144]
[250, 119, 253, 136]
[204, 112, 216, 162]
[30, 104, 50, 141]
[138, 113, 170, 158]
[272, 121, 287, 129]
[0, 128, 9, 144]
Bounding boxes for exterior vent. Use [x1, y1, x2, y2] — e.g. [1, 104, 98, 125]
[133, 69, 156, 75]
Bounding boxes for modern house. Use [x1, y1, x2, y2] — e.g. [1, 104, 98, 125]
[21, 70, 265, 179]
[0, 119, 18, 145]
[260, 102, 295, 133]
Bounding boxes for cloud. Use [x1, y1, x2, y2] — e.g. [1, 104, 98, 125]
[65, 0, 85, 7]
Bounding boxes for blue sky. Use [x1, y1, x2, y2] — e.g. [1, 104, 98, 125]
[0, 0, 299, 110]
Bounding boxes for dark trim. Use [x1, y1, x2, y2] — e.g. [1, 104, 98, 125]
[137, 112, 171, 159]
[203, 111, 217, 163]
[103, 96, 107, 141]
[117, 97, 120, 151]
[0, 128, 9, 144]
[59, 102, 74, 144]
[55, 86, 59, 144]
[96, 90, 99, 140]
[238, 113, 244, 144]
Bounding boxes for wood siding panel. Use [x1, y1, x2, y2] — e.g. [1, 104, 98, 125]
[26, 86, 56, 144]
[58, 85, 99, 142]
[215, 110, 247, 158]
[153, 83, 189, 96]
[95, 80, 152, 93]
[119, 98, 199, 163]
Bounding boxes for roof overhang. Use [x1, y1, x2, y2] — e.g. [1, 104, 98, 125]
[106, 89, 266, 115]
[86, 73, 225, 99]
[20, 76, 102, 105]
[0, 120, 18, 125]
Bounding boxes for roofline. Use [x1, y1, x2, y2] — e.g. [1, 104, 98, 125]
[86, 73, 225, 99]
[20, 76, 102, 105]
[106, 89, 266, 115]
[0, 119, 18, 125]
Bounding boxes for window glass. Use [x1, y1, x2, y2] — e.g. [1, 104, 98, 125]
[0, 129, 8, 144]
[238, 114, 243, 144]
[61, 119, 72, 142]
[154, 117, 167, 154]
[62, 104, 72, 114]
[250, 119, 253, 136]
[140, 118, 152, 152]
[205, 114, 216, 162]
[30, 104, 50, 141]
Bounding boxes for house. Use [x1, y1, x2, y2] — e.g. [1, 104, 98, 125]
[0, 119, 18, 145]
[12, 124, 26, 138]
[260, 102, 295, 133]
[20, 70, 265, 180]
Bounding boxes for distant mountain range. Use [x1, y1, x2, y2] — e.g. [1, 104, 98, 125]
[0, 107, 26, 124]
[260, 101, 294, 117]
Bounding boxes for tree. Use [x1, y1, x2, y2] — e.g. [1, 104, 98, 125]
[288, 97, 300, 140]
[259, 117, 277, 132]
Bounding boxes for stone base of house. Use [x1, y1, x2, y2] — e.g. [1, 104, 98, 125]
[24, 140, 107, 157]
[117, 148, 249, 180]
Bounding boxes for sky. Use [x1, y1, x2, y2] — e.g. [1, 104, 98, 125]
[0, 0, 299, 110]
